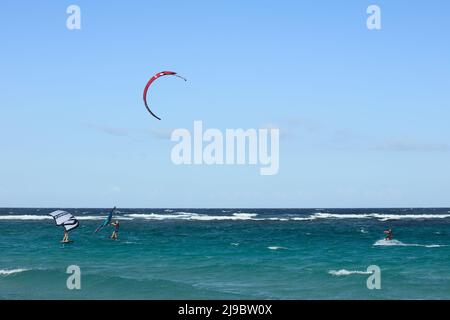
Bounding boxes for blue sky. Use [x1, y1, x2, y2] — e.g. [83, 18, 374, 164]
[1, 1, 449, 208]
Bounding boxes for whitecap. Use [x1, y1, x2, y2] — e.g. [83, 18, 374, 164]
[268, 246, 287, 250]
[291, 217, 316, 221]
[232, 213, 258, 218]
[267, 217, 290, 221]
[0, 215, 52, 220]
[372, 213, 450, 221]
[329, 269, 372, 276]
[0, 268, 29, 276]
[308, 212, 450, 221]
[125, 213, 193, 220]
[313, 213, 372, 219]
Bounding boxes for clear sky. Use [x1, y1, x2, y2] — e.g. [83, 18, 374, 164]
[1, 1, 449, 208]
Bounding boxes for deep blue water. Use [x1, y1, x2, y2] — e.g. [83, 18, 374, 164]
[1, 208, 449, 299]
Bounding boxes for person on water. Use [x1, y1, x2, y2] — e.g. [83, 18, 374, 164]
[62, 230, 70, 243]
[384, 228, 393, 241]
[111, 220, 119, 239]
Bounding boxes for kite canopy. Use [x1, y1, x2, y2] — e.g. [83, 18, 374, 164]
[49, 210, 79, 232]
[143, 71, 187, 120]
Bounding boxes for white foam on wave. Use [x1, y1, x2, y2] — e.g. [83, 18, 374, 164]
[233, 213, 258, 217]
[314, 213, 372, 219]
[372, 214, 450, 221]
[126, 213, 191, 220]
[291, 217, 316, 221]
[268, 217, 290, 221]
[126, 212, 259, 221]
[77, 216, 106, 220]
[311, 212, 450, 221]
[74, 215, 133, 221]
[186, 213, 258, 221]
[268, 246, 288, 250]
[373, 239, 447, 248]
[329, 269, 372, 276]
[374, 239, 405, 246]
[1, 211, 449, 222]
[0, 215, 52, 220]
[0, 268, 29, 276]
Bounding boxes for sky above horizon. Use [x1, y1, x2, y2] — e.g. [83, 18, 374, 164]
[1, 1, 450, 208]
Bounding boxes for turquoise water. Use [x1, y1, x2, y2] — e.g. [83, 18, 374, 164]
[1, 208, 449, 299]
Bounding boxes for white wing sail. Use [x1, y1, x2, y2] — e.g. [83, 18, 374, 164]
[63, 219, 79, 232]
[49, 210, 73, 225]
[49, 210, 79, 232]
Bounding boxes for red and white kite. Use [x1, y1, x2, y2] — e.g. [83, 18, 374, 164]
[143, 71, 187, 120]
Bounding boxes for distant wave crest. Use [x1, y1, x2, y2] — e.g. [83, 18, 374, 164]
[125, 212, 259, 221]
[268, 246, 288, 250]
[1, 211, 449, 222]
[329, 269, 372, 276]
[312, 212, 450, 221]
[0, 215, 52, 220]
[0, 268, 29, 276]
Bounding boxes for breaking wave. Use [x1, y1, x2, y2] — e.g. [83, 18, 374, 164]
[311, 212, 450, 221]
[1, 211, 449, 222]
[0, 215, 52, 220]
[125, 212, 259, 221]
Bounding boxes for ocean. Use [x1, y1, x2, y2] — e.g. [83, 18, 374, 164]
[0, 208, 449, 300]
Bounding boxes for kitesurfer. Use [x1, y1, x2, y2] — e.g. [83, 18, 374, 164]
[384, 229, 393, 241]
[111, 220, 120, 240]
